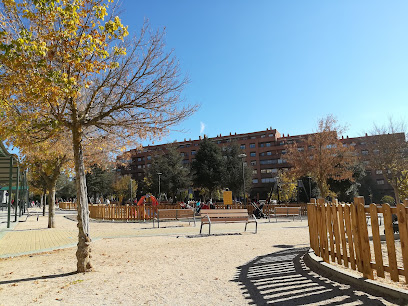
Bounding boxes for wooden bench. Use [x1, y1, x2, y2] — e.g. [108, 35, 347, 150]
[200, 209, 257, 235]
[153, 209, 196, 228]
[274, 206, 302, 222]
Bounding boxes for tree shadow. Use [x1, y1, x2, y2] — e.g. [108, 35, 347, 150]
[0, 271, 77, 286]
[234, 248, 398, 305]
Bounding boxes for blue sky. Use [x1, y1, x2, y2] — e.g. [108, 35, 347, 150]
[120, 1, 408, 146]
[88, 1, 408, 150]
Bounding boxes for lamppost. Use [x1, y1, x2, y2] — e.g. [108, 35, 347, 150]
[238, 153, 247, 206]
[157, 172, 162, 200]
[307, 176, 312, 202]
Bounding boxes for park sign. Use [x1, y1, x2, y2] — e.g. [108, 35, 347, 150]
[223, 190, 233, 205]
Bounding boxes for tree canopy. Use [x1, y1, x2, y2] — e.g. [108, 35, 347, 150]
[0, 0, 196, 272]
[191, 138, 224, 198]
[286, 115, 356, 199]
[145, 145, 191, 200]
[365, 119, 408, 204]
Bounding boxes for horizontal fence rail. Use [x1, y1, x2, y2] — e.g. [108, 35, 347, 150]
[308, 197, 408, 284]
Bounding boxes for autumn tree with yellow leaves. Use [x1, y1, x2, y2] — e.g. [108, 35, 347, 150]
[285, 115, 356, 199]
[0, 0, 196, 272]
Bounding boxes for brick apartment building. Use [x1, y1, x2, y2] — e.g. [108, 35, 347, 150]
[118, 127, 403, 202]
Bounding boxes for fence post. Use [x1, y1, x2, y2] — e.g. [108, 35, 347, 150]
[307, 203, 318, 254]
[331, 204, 342, 264]
[337, 204, 349, 267]
[383, 204, 399, 282]
[318, 200, 329, 263]
[356, 197, 373, 279]
[326, 203, 335, 262]
[369, 203, 384, 278]
[351, 197, 363, 272]
[397, 203, 408, 284]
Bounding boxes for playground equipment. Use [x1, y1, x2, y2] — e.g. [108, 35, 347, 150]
[137, 194, 159, 220]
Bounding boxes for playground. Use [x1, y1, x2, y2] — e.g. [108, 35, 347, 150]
[0, 207, 401, 305]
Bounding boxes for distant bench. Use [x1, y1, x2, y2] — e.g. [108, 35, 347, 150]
[273, 206, 302, 222]
[153, 209, 196, 228]
[200, 209, 257, 235]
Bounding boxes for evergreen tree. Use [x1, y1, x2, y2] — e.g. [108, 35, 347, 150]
[191, 138, 224, 198]
[222, 143, 252, 198]
[146, 146, 191, 200]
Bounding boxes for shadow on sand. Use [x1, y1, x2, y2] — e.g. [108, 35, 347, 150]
[0, 271, 77, 286]
[234, 247, 398, 305]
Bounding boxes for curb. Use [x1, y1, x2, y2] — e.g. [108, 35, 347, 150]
[304, 249, 408, 305]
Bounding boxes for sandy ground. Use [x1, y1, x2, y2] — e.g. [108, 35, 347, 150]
[0, 213, 311, 305]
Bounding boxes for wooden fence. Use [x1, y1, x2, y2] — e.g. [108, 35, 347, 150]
[59, 202, 77, 210]
[308, 197, 408, 284]
[87, 202, 307, 221]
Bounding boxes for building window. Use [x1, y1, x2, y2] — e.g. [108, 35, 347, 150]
[240, 144, 245, 150]
[278, 159, 286, 164]
[250, 143, 255, 148]
[373, 149, 379, 155]
[260, 152, 265, 157]
[297, 147, 304, 152]
[260, 143, 264, 148]
[261, 178, 276, 183]
[260, 159, 278, 165]
[252, 179, 258, 184]
[261, 168, 278, 174]
[266, 142, 271, 147]
[376, 170, 383, 175]
[250, 136, 256, 139]
[269, 134, 274, 137]
[191, 150, 196, 155]
[147, 156, 151, 160]
[252, 169, 257, 175]
[147, 164, 151, 168]
[180, 152, 185, 157]
[281, 150, 286, 155]
[261, 134, 266, 138]
[343, 143, 348, 147]
[250, 152, 256, 157]
[250, 160, 256, 166]
[377, 179, 384, 185]
[137, 157, 142, 162]
[361, 150, 369, 155]
[137, 165, 142, 169]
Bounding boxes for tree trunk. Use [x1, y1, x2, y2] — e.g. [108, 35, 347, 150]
[47, 186, 56, 228]
[72, 126, 92, 272]
[392, 182, 400, 206]
[43, 192, 46, 216]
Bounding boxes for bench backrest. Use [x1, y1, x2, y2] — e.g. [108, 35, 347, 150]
[200, 209, 249, 221]
[275, 207, 301, 214]
[158, 209, 194, 219]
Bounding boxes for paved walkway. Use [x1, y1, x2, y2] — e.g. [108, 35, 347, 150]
[0, 207, 250, 258]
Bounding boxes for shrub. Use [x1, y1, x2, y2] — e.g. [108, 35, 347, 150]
[380, 195, 395, 205]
